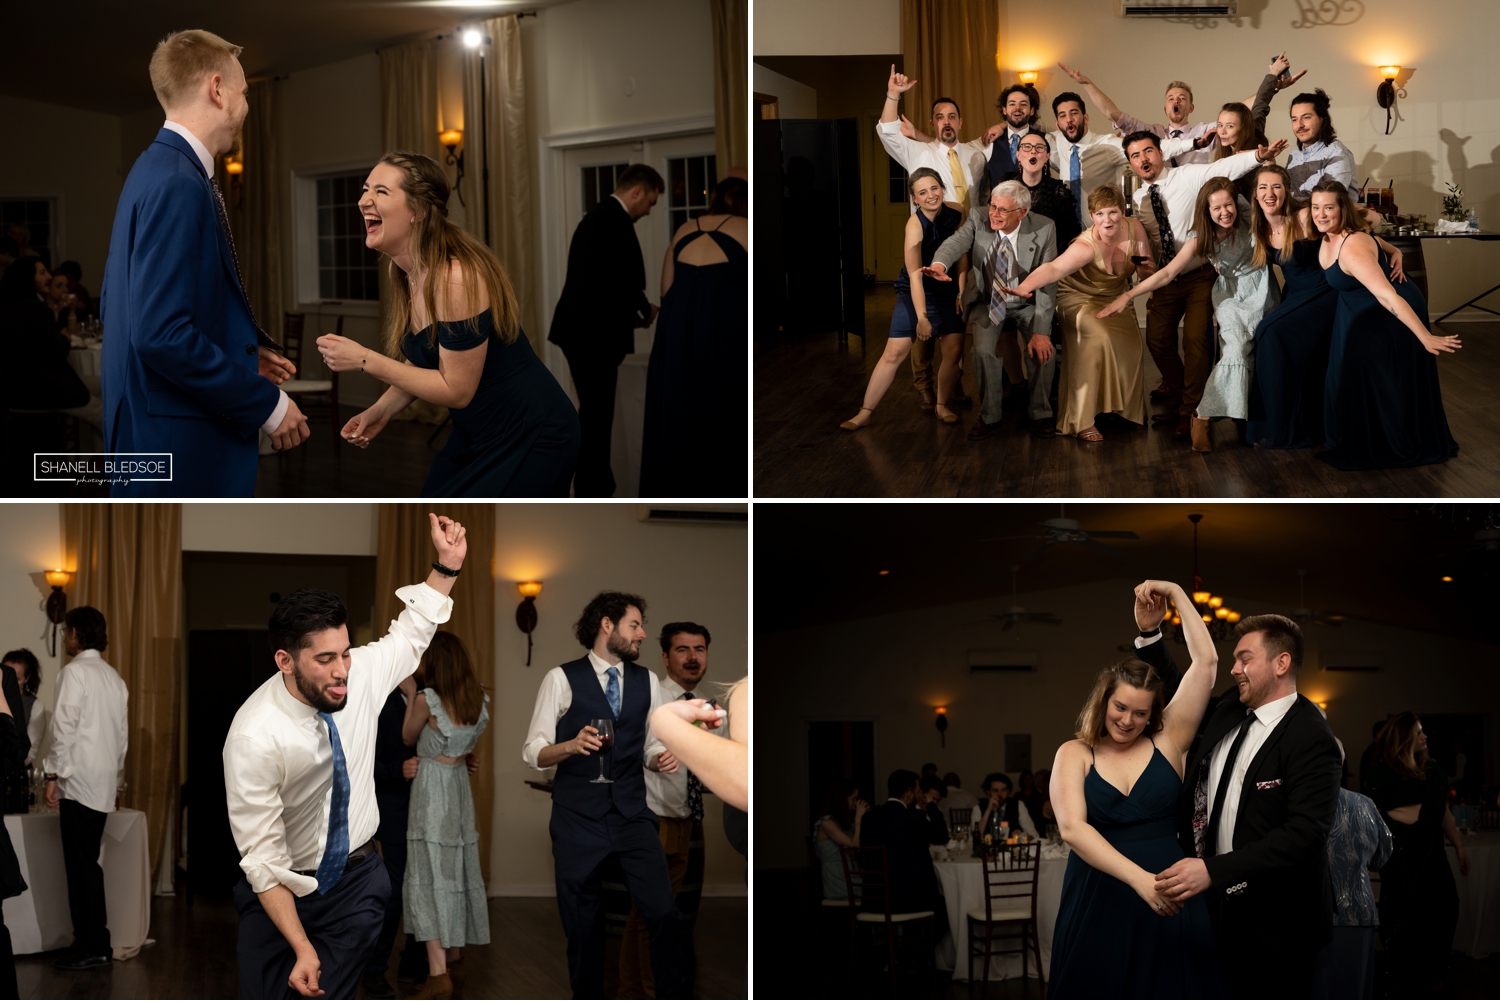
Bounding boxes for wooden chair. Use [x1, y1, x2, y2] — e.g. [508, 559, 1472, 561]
[950, 807, 974, 837]
[967, 841, 1044, 992]
[839, 843, 935, 993]
[278, 313, 340, 455]
[1479, 808, 1500, 829]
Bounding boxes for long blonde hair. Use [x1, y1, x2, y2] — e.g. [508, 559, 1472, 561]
[377, 150, 521, 354]
[1376, 711, 1428, 780]
[1248, 164, 1309, 268]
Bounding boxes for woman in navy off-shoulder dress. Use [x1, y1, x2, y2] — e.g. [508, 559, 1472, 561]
[318, 150, 580, 496]
[1048, 579, 1223, 998]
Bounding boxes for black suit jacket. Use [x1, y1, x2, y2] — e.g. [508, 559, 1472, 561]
[547, 196, 650, 363]
[373, 688, 414, 844]
[1138, 636, 1341, 951]
[861, 799, 946, 914]
[1, 664, 28, 767]
[0, 712, 26, 899]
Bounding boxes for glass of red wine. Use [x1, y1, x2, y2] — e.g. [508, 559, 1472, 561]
[589, 718, 615, 784]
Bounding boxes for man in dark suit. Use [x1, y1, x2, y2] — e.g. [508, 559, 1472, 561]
[548, 164, 665, 497]
[862, 769, 949, 936]
[1132, 605, 1341, 999]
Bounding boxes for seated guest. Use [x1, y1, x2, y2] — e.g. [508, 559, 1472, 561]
[998, 184, 1152, 441]
[924, 181, 1059, 441]
[918, 774, 950, 841]
[920, 763, 938, 780]
[972, 772, 1039, 838]
[52, 261, 93, 320]
[1313, 740, 1392, 1000]
[1309, 180, 1459, 469]
[46, 271, 85, 335]
[863, 769, 948, 935]
[813, 779, 868, 901]
[1287, 90, 1356, 196]
[0, 257, 92, 414]
[1001, 130, 1082, 251]
[938, 772, 978, 818]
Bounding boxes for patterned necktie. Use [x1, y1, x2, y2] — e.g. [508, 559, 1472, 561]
[1069, 144, 1084, 225]
[211, 177, 278, 350]
[1009, 132, 1022, 165]
[605, 666, 621, 718]
[315, 712, 351, 894]
[945, 147, 968, 212]
[988, 232, 1016, 327]
[681, 692, 704, 821]
[1149, 184, 1176, 268]
[1204, 710, 1257, 857]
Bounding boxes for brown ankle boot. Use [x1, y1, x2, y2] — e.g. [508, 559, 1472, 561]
[1190, 416, 1212, 452]
[407, 971, 453, 999]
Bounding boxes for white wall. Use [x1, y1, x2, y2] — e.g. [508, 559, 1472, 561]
[0, 505, 65, 718]
[491, 503, 748, 895]
[0, 95, 122, 288]
[757, 576, 1500, 869]
[181, 503, 378, 555]
[753, 64, 818, 119]
[754, 0, 901, 56]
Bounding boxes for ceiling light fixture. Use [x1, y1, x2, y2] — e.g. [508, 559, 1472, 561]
[1168, 514, 1240, 643]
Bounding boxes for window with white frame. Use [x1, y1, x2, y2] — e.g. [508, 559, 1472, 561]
[581, 163, 630, 215]
[666, 154, 718, 232]
[293, 165, 381, 307]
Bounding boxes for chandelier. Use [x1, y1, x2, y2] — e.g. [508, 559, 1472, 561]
[1168, 513, 1241, 643]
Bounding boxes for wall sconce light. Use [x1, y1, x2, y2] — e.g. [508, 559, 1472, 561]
[1017, 70, 1039, 85]
[1377, 66, 1402, 135]
[43, 568, 73, 657]
[224, 157, 244, 207]
[935, 706, 948, 747]
[516, 581, 542, 666]
[438, 128, 467, 205]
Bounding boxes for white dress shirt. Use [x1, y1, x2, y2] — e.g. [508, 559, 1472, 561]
[42, 650, 128, 815]
[222, 582, 451, 896]
[522, 651, 668, 770]
[970, 797, 1040, 838]
[1205, 691, 1299, 856]
[162, 119, 290, 436]
[644, 673, 726, 819]
[1133, 151, 1261, 272]
[1051, 130, 1197, 225]
[876, 120, 994, 213]
[1111, 112, 1216, 165]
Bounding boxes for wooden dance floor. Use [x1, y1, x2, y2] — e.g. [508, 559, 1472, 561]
[755, 285, 1500, 498]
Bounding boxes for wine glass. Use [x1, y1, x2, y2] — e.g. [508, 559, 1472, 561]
[589, 718, 615, 784]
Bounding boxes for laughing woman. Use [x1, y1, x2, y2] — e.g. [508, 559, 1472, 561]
[317, 151, 580, 497]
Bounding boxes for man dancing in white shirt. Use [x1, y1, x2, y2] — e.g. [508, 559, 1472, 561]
[223, 513, 466, 999]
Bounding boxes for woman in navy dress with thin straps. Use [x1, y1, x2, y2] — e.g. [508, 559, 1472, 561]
[317, 151, 580, 496]
[1048, 579, 1223, 998]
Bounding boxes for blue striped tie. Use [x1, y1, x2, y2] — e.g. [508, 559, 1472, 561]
[1009, 132, 1021, 164]
[314, 712, 351, 894]
[1070, 145, 1084, 225]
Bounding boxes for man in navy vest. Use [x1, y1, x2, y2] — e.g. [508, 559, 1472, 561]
[523, 591, 690, 998]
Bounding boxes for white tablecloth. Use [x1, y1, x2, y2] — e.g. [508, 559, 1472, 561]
[67, 345, 103, 396]
[2, 808, 152, 960]
[933, 851, 1067, 981]
[1450, 829, 1500, 959]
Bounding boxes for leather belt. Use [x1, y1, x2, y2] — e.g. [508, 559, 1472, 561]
[294, 839, 377, 879]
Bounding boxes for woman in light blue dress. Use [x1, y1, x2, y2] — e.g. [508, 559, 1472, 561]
[401, 632, 490, 999]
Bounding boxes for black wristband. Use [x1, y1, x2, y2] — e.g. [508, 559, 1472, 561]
[431, 561, 461, 578]
[1139, 625, 1162, 639]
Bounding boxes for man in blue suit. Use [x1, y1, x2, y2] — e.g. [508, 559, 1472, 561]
[101, 29, 308, 497]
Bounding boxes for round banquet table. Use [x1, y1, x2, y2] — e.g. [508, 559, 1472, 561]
[2, 807, 152, 960]
[67, 344, 103, 396]
[933, 848, 1067, 981]
[1450, 829, 1500, 959]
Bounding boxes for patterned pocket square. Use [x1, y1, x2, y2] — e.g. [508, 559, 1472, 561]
[1255, 779, 1283, 790]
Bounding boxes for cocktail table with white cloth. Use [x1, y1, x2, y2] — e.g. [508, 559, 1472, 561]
[2, 807, 152, 960]
[1450, 828, 1500, 959]
[933, 843, 1068, 981]
[67, 344, 103, 397]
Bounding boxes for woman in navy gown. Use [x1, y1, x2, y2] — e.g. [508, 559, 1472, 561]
[1048, 579, 1222, 998]
[1310, 180, 1460, 470]
[639, 177, 747, 497]
[318, 151, 579, 496]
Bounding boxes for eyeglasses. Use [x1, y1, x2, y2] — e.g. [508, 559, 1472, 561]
[1016, 143, 1049, 153]
[990, 205, 1024, 215]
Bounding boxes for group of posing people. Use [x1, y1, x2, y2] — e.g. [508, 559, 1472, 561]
[843, 55, 1460, 470]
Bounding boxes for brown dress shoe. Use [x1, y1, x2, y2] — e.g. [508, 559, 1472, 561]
[1190, 416, 1213, 451]
[918, 390, 937, 414]
[1151, 411, 1180, 425]
[407, 972, 453, 1000]
[967, 418, 995, 441]
[1029, 419, 1057, 438]
[1172, 415, 1193, 440]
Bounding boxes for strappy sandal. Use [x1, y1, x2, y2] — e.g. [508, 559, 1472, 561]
[1078, 426, 1104, 442]
[839, 408, 872, 431]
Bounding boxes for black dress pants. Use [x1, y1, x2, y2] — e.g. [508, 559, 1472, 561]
[561, 346, 622, 497]
[58, 798, 110, 956]
[364, 839, 426, 979]
[551, 805, 691, 999]
[235, 852, 389, 999]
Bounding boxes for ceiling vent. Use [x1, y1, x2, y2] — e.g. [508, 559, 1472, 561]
[968, 649, 1038, 673]
[634, 504, 747, 525]
[1119, 0, 1237, 15]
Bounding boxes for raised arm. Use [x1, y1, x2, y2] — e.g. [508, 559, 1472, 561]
[881, 63, 917, 125]
[402, 690, 430, 747]
[1006, 237, 1096, 297]
[1057, 63, 1123, 126]
[1096, 236, 1201, 317]
[1337, 233, 1460, 356]
[1142, 580, 1219, 761]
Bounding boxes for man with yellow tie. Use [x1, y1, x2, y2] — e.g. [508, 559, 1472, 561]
[877, 64, 1016, 415]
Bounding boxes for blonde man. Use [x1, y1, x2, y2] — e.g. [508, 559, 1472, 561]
[100, 30, 307, 498]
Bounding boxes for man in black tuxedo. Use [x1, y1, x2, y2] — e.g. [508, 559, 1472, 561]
[1131, 602, 1340, 999]
[548, 164, 665, 497]
[862, 769, 949, 937]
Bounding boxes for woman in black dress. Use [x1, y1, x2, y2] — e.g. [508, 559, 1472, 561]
[639, 177, 747, 497]
[318, 151, 580, 497]
[1362, 713, 1469, 992]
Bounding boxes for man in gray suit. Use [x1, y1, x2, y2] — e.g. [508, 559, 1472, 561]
[925, 180, 1059, 439]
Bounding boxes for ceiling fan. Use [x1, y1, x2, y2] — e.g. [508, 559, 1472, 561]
[1290, 569, 1349, 627]
[965, 565, 1063, 630]
[980, 503, 1141, 561]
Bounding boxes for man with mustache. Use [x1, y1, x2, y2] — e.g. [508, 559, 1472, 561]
[223, 514, 467, 999]
[619, 622, 721, 998]
[101, 29, 306, 497]
[523, 592, 692, 998]
[980, 83, 1044, 191]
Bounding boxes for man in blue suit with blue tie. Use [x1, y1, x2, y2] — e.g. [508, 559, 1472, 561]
[101, 29, 308, 497]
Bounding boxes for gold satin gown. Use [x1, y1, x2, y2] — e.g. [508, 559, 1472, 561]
[1055, 230, 1149, 436]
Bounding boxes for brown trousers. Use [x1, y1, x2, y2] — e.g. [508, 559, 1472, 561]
[1145, 263, 1216, 416]
[618, 816, 698, 998]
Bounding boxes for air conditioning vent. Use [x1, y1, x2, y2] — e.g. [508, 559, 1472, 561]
[968, 649, 1037, 672]
[634, 504, 747, 525]
[1120, 0, 1237, 14]
[1321, 650, 1382, 671]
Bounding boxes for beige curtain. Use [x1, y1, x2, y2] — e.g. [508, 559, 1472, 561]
[711, 0, 748, 172]
[60, 504, 183, 886]
[462, 15, 539, 356]
[901, 0, 1003, 147]
[376, 504, 496, 885]
[227, 78, 291, 348]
